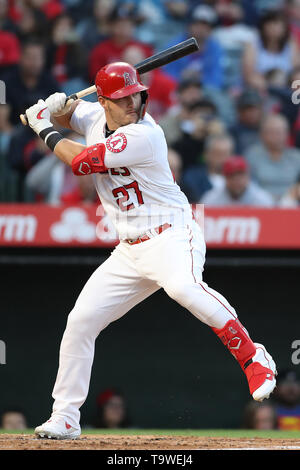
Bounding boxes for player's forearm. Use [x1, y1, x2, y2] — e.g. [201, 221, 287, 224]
[24, 99, 87, 167]
[51, 100, 82, 130]
[54, 139, 86, 166]
[51, 114, 73, 130]
[25, 100, 108, 175]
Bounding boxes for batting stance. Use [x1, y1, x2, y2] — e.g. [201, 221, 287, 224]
[24, 62, 277, 440]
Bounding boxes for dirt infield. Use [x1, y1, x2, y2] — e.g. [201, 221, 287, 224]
[1, 434, 300, 450]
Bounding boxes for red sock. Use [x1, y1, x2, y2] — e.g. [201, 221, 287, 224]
[212, 319, 256, 370]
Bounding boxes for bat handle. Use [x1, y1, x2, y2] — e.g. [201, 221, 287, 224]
[20, 113, 28, 126]
[19, 93, 79, 126]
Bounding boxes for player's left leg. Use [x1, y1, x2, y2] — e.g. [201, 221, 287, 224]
[129, 220, 276, 401]
[35, 245, 160, 439]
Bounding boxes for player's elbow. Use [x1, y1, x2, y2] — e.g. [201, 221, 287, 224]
[71, 143, 108, 176]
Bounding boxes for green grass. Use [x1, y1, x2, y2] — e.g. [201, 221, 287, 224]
[1, 429, 300, 439]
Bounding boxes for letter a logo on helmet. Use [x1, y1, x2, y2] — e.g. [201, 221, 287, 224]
[123, 72, 136, 87]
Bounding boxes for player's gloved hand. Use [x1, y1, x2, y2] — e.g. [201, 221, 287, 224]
[45, 92, 74, 117]
[25, 99, 53, 135]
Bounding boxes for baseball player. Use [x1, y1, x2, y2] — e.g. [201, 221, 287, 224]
[24, 62, 277, 440]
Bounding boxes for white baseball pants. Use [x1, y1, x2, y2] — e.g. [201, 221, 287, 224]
[51, 220, 237, 427]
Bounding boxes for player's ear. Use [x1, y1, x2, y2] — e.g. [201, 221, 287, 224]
[98, 95, 106, 109]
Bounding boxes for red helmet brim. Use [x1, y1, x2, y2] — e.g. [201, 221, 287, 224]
[99, 82, 148, 99]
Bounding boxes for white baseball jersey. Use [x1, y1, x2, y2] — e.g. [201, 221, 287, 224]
[70, 100, 193, 240]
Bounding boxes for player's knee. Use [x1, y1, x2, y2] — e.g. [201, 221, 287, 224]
[163, 279, 192, 306]
[66, 305, 104, 336]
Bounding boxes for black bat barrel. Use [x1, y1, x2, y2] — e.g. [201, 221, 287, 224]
[135, 37, 199, 75]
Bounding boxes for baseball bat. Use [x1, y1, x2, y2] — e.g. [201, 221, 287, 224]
[20, 37, 198, 126]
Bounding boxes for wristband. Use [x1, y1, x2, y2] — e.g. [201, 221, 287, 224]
[39, 127, 64, 152]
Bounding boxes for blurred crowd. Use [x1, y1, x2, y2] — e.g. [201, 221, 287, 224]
[243, 369, 300, 430]
[1, 0, 300, 207]
[2, 369, 300, 430]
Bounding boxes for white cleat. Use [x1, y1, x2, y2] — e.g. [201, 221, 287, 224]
[35, 416, 81, 440]
[244, 343, 277, 402]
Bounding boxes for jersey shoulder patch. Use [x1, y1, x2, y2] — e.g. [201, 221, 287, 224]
[106, 133, 127, 153]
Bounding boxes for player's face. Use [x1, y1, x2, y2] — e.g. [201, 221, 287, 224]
[100, 93, 142, 130]
[226, 172, 249, 198]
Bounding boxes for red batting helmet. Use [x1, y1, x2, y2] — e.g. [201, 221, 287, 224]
[95, 62, 148, 99]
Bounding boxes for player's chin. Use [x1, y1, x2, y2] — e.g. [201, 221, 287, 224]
[125, 112, 138, 124]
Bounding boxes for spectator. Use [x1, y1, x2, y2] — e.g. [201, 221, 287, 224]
[15, 4, 49, 44]
[0, 0, 17, 33]
[172, 98, 226, 171]
[46, 13, 88, 89]
[245, 114, 300, 202]
[134, 0, 187, 49]
[163, 4, 224, 89]
[0, 103, 12, 150]
[0, 103, 15, 201]
[0, 409, 27, 430]
[214, 0, 244, 25]
[279, 174, 300, 207]
[88, 4, 153, 83]
[25, 132, 97, 204]
[8, 125, 43, 174]
[76, 0, 116, 50]
[213, 1, 257, 91]
[122, 45, 177, 121]
[240, 0, 286, 21]
[230, 89, 264, 154]
[167, 147, 183, 184]
[0, 29, 20, 78]
[159, 78, 204, 145]
[262, 68, 291, 116]
[2, 39, 59, 125]
[273, 369, 300, 430]
[242, 10, 300, 93]
[280, 66, 300, 147]
[239, 0, 261, 27]
[61, 0, 94, 22]
[245, 0, 286, 18]
[201, 156, 274, 206]
[242, 401, 277, 430]
[249, 66, 300, 146]
[94, 389, 130, 429]
[182, 134, 233, 202]
[167, 146, 198, 200]
[288, 0, 300, 48]
[8, 124, 53, 201]
[0, 0, 20, 77]
[29, 0, 65, 20]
